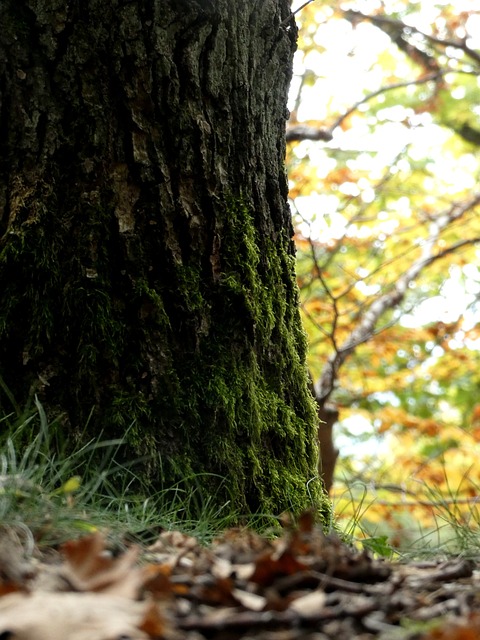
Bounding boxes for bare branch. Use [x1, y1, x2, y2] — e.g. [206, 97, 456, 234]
[330, 72, 445, 133]
[287, 8, 480, 145]
[343, 9, 480, 67]
[314, 194, 480, 402]
[286, 73, 445, 143]
[286, 125, 333, 142]
[280, 0, 317, 28]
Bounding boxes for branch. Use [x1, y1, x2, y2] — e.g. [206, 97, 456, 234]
[365, 496, 480, 508]
[343, 9, 480, 68]
[286, 72, 445, 143]
[287, 8, 480, 145]
[348, 481, 480, 509]
[314, 194, 480, 402]
[330, 72, 445, 133]
[280, 0, 316, 28]
[286, 125, 333, 142]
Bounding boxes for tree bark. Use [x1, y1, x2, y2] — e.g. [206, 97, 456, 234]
[0, 0, 329, 518]
[317, 404, 339, 495]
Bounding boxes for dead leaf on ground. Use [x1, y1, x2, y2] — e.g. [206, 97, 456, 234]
[0, 591, 164, 640]
[289, 589, 327, 619]
[2, 518, 480, 639]
[61, 532, 142, 597]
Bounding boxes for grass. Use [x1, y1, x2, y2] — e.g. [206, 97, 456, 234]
[4, 399, 480, 560]
[0, 398, 264, 548]
[332, 467, 480, 560]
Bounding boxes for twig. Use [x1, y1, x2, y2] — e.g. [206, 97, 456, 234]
[314, 194, 480, 401]
[330, 72, 445, 133]
[280, 0, 316, 28]
[343, 9, 480, 67]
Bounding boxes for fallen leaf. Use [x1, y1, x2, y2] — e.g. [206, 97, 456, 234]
[0, 591, 157, 640]
[61, 533, 142, 597]
[250, 550, 307, 586]
[422, 613, 480, 639]
[289, 590, 326, 619]
[231, 588, 267, 611]
[138, 600, 167, 637]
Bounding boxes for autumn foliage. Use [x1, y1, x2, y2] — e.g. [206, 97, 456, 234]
[288, 1, 480, 542]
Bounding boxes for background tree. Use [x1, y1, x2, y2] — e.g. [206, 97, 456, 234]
[0, 1, 329, 519]
[287, 0, 480, 533]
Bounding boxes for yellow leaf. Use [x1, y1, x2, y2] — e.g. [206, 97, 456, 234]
[57, 476, 82, 495]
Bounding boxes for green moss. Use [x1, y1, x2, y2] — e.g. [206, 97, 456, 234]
[133, 280, 171, 328]
[176, 265, 208, 313]
[173, 195, 330, 522]
[0, 184, 330, 525]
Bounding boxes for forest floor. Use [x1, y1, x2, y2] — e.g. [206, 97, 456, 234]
[0, 511, 479, 640]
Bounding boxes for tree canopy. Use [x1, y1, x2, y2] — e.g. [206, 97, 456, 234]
[288, 0, 480, 542]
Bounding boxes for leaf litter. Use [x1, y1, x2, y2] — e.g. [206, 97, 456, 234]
[1, 511, 480, 639]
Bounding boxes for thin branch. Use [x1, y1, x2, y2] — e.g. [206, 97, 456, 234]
[280, 0, 317, 28]
[286, 67, 478, 143]
[330, 71, 445, 133]
[343, 9, 480, 67]
[287, 74, 444, 145]
[426, 237, 480, 263]
[368, 496, 480, 508]
[286, 125, 333, 142]
[314, 194, 480, 402]
[338, 477, 480, 508]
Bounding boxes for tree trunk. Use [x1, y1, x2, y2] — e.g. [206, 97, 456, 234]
[317, 404, 339, 495]
[0, 0, 328, 518]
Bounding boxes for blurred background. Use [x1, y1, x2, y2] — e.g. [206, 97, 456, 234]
[287, 0, 480, 554]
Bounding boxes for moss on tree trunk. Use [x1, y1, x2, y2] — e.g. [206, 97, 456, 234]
[0, 0, 330, 519]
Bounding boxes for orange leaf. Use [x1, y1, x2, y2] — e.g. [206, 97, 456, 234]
[250, 550, 307, 586]
[61, 533, 142, 597]
[138, 601, 167, 638]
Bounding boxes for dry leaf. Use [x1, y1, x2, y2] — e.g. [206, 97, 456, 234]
[142, 562, 173, 597]
[138, 600, 167, 637]
[231, 588, 266, 611]
[0, 591, 158, 640]
[61, 533, 142, 597]
[211, 556, 233, 579]
[422, 613, 480, 639]
[250, 550, 307, 586]
[289, 590, 327, 619]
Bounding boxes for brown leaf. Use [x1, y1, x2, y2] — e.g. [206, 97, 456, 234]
[0, 582, 24, 597]
[422, 613, 480, 639]
[61, 533, 142, 597]
[138, 600, 167, 638]
[142, 563, 173, 597]
[193, 576, 237, 606]
[250, 550, 307, 587]
[296, 509, 316, 534]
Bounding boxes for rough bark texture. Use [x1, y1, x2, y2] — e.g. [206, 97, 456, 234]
[0, 0, 329, 518]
